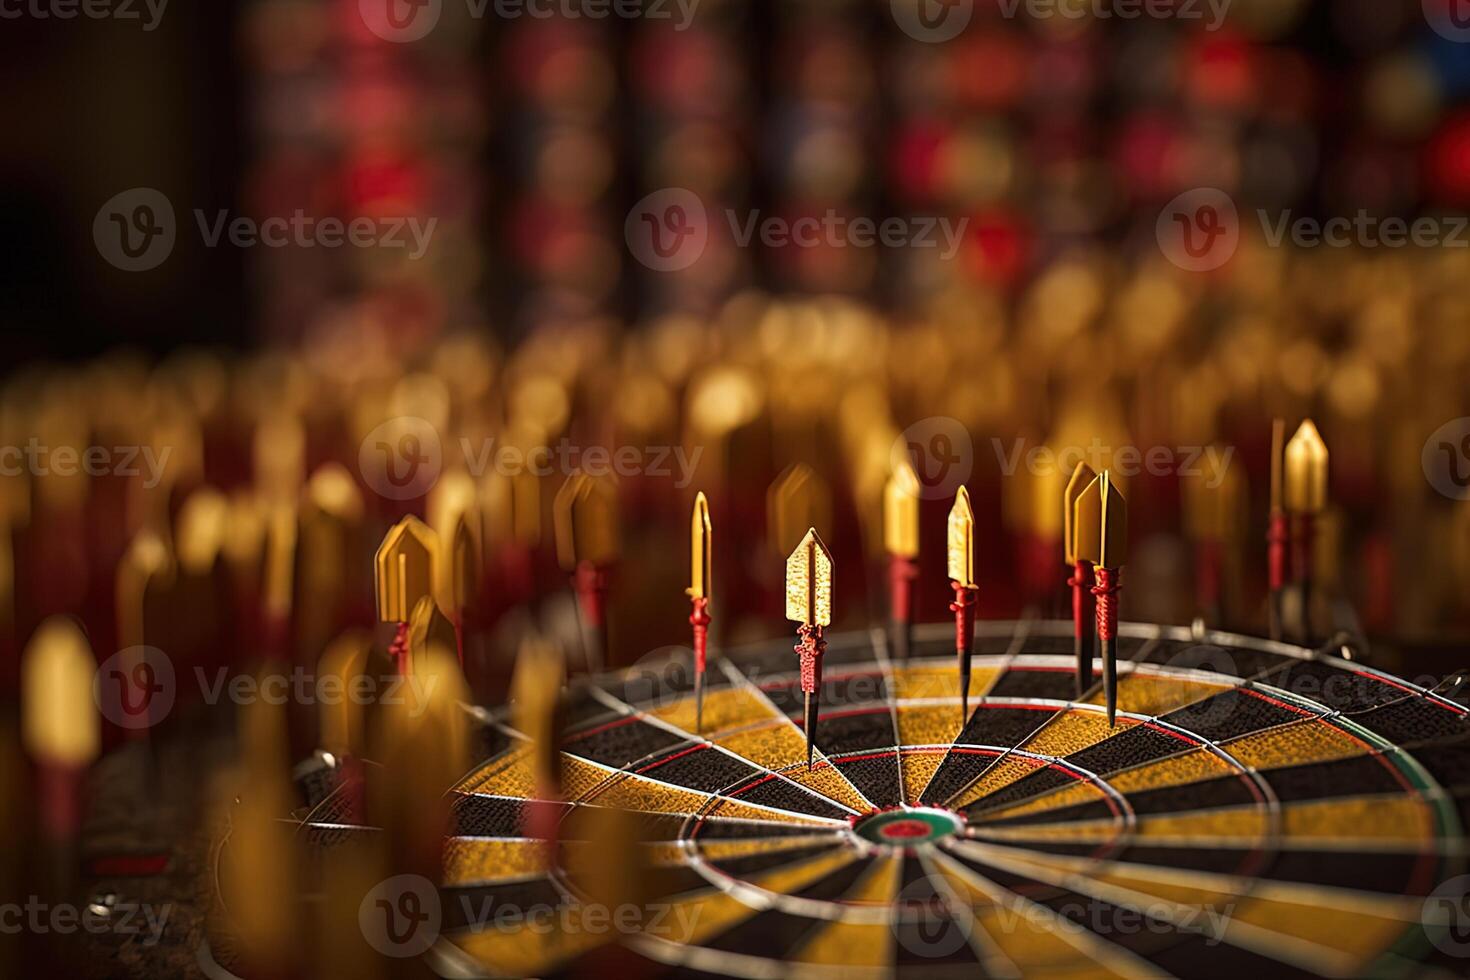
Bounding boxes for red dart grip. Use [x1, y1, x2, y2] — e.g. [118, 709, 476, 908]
[949, 582, 976, 652]
[1092, 566, 1121, 642]
[888, 555, 918, 623]
[796, 624, 825, 695]
[689, 596, 710, 674]
[1267, 511, 1288, 591]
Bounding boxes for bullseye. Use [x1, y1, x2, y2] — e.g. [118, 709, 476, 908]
[852, 807, 963, 846]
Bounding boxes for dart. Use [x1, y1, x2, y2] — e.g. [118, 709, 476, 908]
[21, 617, 100, 843]
[430, 470, 482, 667]
[884, 460, 920, 661]
[1267, 419, 1288, 640]
[687, 492, 712, 732]
[513, 635, 566, 849]
[1075, 470, 1128, 727]
[1285, 419, 1329, 641]
[785, 527, 832, 771]
[553, 472, 619, 673]
[1063, 462, 1097, 697]
[374, 515, 440, 675]
[947, 486, 979, 720]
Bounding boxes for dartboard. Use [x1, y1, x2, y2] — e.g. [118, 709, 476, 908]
[277, 621, 1470, 978]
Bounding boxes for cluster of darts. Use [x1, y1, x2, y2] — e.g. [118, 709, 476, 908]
[0, 286, 1463, 977]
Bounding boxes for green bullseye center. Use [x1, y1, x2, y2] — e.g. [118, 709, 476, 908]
[853, 808, 963, 845]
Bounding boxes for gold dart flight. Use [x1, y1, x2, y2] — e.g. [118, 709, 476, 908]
[1064, 462, 1098, 696]
[785, 527, 832, 770]
[947, 486, 978, 720]
[884, 462, 920, 661]
[1075, 470, 1127, 726]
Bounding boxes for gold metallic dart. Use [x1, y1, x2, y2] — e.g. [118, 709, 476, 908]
[374, 516, 441, 674]
[687, 492, 713, 732]
[553, 472, 619, 672]
[884, 461, 920, 661]
[785, 528, 832, 770]
[1064, 463, 1098, 697]
[1285, 420, 1329, 639]
[1075, 471, 1128, 726]
[947, 486, 979, 720]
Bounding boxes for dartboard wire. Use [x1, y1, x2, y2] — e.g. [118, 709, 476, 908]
[904, 617, 1038, 805]
[939, 836, 1384, 977]
[465, 725, 853, 830]
[909, 846, 1023, 978]
[925, 628, 1166, 809]
[583, 680, 870, 819]
[960, 713, 1288, 881]
[950, 837, 1446, 922]
[710, 653, 883, 814]
[866, 624, 911, 807]
[924, 845, 1173, 980]
[485, 690, 855, 824]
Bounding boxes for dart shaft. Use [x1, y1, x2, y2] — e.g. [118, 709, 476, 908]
[950, 582, 977, 715]
[1070, 560, 1095, 695]
[795, 624, 825, 770]
[888, 554, 917, 660]
[1267, 510, 1288, 592]
[1092, 566, 1122, 725]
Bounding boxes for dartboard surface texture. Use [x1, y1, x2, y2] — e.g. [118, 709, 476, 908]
[272, 621, 1470, 979]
